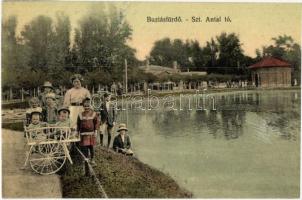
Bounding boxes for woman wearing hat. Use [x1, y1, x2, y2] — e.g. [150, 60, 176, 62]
[113, 123, 133, 156]
[63, 74, 91, 129]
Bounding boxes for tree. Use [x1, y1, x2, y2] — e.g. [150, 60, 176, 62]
[149, 38, 173, 67]
[203, 38, 218, 74]
[53, 12, 71, 68]
[21, 15, 55, 71]
[72, 5, 137, 79]
[216, 32, 245, 74]
[260, 35, 301, 84]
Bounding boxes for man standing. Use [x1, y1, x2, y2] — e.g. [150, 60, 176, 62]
[99, 93, 117, 148]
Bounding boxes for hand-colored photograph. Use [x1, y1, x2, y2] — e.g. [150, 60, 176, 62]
[2, 1, 301, 198]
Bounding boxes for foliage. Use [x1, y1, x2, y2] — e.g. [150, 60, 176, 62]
[257, 35, 301, 84]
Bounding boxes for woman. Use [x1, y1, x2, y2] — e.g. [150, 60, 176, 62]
[63, 74, 91, 129]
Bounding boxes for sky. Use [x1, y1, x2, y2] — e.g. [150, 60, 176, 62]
[2, 2, 302, 60]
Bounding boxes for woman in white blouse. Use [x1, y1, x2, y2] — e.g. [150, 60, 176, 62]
[63, 74, 91, 128]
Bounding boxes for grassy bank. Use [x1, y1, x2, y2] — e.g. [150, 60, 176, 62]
[2, 122, 24, 131]
[61, 146, 192, 198]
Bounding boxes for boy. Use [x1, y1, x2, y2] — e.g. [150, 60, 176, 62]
[42, 92, 58, 124]
[56, 107, 71, 127]
[26, 97, 42, 126]
[27, 111, 47, 140]
[77, 97, 100, 173]
[99, 93, 117, 147]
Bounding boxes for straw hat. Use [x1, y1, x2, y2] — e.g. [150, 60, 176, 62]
[58, 107, 70, 114]
[43, 81, 53, 89]
[45, 92, 56, 100]
[117, 123, 128, 132]
[30, 110, 42, 117]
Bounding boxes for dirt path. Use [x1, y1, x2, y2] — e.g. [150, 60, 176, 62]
[2, 129, 62, 198]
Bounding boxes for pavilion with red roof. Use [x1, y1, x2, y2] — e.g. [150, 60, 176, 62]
[249, 57, 291, 88]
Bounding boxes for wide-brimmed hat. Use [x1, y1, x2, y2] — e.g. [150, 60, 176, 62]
[70, 74, 84, 83]
[30, 110, 42, 117]
[117, 123, 128, 132]
[58, 107, 70, 114]
[43, 81, 53, 89]
[45, 92, 56, 100]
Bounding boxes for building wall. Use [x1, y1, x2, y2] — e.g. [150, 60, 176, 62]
[251, 67, 291, 88]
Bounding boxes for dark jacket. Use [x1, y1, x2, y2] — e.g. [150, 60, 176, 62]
[113, 134, 131, 151]
[99, 101, 117, 127]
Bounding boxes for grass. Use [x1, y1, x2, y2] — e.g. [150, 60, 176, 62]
[2, 122, 24, 131]
[61, 146, 192, 198]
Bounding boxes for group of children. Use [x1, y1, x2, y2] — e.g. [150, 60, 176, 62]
[25, 80, 133, 175]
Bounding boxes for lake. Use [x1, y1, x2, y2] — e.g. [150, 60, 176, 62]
[117, 90, 300, 198]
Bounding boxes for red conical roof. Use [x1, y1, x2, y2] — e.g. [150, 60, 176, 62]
[249, 57, 291, 69]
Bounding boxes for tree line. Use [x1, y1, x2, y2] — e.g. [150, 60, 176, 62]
[149, 33, 301, 83]
[2, 6, 301, 92]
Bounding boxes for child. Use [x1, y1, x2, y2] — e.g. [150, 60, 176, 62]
[42, 92, 58, 124]
[26, 97, 42, 126]
[27, 111, 47, 139]
[56, 107, 71, 127]
[53, 107, 71, 139]
[113, 123, 134, 156]
[77, 97, 100, 173]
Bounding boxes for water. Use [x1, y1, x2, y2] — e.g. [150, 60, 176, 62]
[117, 90, 300, 198]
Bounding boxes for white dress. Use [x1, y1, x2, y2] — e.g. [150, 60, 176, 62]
[63, 87, 91, 129]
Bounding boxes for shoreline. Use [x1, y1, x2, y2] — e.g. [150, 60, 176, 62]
[1, 126, 192, 198]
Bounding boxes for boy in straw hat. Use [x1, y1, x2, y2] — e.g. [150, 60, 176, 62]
[77, 97, 100, 170]
[64, 74, 91, 129]
[113, 123, 133, 156]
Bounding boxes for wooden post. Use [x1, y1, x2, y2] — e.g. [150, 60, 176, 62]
[9, 88, 13, 100]
[21, 88, 24, 101]
[33, 88, 36, 97]
[125, 59, 128, 95]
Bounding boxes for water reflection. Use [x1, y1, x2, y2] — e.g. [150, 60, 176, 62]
[118, 90, 300, 141]
[117, 90, 300, 198]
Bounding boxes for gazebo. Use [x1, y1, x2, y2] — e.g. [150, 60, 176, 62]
[249, 57, 291, 88]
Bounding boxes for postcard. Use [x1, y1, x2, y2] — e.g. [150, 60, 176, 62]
[2, 1, 301, 198]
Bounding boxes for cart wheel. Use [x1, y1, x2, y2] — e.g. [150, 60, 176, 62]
[29, 143, 66, 175]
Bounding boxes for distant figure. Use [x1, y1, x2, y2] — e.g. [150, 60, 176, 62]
[99, 92, 117, 147]
[63, 74, 91, 129]
[113, 123, 133, 156]
[77, 97, 100, 173]
[26, 97, 42, 126]
[42, 93, 58, 124]
[39, 81, 54, 108]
